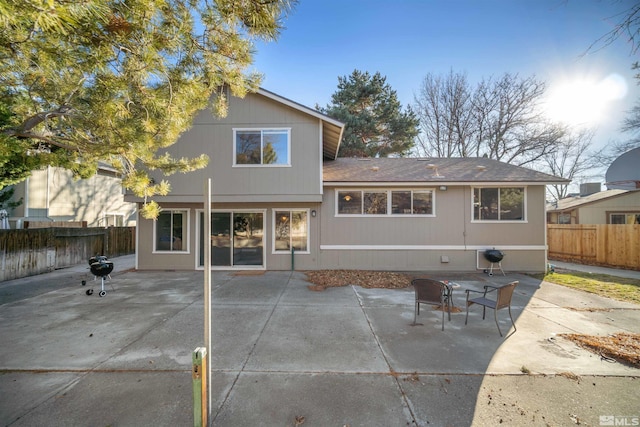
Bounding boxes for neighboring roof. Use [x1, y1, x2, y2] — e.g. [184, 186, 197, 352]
[257, 88, 345, 160]
[547, 189, 634, 212]
[323, 157, 569, 185]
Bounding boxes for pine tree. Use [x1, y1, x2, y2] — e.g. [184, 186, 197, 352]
[319, 70, 419, 158]
[0, 0, 294, 217]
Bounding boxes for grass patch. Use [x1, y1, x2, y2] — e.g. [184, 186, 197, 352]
[529, 271, 640, 305]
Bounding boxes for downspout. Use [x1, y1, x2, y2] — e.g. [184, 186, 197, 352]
[544, 188, 549, 273]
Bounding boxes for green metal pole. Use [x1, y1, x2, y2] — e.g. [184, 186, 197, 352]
[192, 347, 207, 427]
[291, 246, 295, 271]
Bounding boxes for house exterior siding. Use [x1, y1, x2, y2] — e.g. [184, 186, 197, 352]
[547, 189, 640, 224]
[318, 185, 548, 272]
[131, 89, 564, 273]
[7, 166, 136, 227]
[133, 90, 333, 271]
[578, 192, 640, 224]
[147, 92, 324, 203]
[136, 201, 323, 271]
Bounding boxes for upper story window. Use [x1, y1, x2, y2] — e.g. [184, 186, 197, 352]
[473, 187, 525, 221]
[336, 189, 434, 216]
[234, 128, 291, 166]
[154, 209, 189, 252]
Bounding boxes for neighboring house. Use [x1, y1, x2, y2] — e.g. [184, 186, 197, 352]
[6, 164, 137, 228]
[547, 183, 640, 225]
[128, 88, 567, 273]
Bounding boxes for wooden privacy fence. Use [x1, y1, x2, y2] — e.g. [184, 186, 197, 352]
[547, 224, 640, 270]
[0, 227, 135, 282]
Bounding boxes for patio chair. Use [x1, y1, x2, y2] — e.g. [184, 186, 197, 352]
[412, 278, 451, 330]
[465, 281, 519, 337]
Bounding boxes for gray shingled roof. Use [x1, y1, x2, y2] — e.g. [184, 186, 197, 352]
[323, 157, 568, 184]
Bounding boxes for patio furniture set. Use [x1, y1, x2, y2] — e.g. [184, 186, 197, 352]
[412, 278, 519, 337]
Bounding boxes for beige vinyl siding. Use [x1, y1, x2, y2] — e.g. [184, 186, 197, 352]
[317, 249, 547, 272]
[136, 203, 200, 270]
[466, 186, 546, 246]
[577, 192, 640, 224]
[136, 201, 323, 271]
[318, 185, 548, 272]
[20, 167, 136, 227]
[149, 92, 323, 202]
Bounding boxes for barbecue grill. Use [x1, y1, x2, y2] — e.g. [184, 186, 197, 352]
[483, 249, 505, 276]
[85, 256, 114, 297]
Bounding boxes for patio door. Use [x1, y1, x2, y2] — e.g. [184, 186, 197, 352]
[199, 211, 264, 268]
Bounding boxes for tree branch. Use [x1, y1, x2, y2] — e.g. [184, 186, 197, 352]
[2, 129, 79, 152]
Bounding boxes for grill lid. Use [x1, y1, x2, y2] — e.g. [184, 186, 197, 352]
[484, 249, 504, 263]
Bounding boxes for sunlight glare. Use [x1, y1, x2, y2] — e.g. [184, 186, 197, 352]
[544, 74, 628, 127]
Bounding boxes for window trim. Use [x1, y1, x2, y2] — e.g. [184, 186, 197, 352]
[272, 208, 310, 254]
[558, 213, 572, 224]
[471, 186, 527, 223]
[152, 208, 190, 254]
[103, 212, 125, 227]
[335, 188, 436, 217]
[608, 211, 640, 224]
[232, 127, 292, 167]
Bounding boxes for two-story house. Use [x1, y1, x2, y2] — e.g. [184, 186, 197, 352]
[128, 88, 567, 273]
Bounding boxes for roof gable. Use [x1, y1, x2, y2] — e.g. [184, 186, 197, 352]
[257, 88, 344, 159]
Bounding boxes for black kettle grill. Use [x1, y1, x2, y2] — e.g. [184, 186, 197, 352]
[84, 256, 114, 297]
[483, 249, 505, 276]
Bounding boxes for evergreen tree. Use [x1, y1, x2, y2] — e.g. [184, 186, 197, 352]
[0, 0, 294, 218]
[320, 70, 419, 158]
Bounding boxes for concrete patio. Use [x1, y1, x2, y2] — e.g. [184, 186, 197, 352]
[0, 256, 638, 426]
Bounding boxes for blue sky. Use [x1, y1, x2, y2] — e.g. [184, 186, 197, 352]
[252, 0, 640, 151]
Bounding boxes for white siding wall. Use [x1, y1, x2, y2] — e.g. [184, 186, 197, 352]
[19, 167, 136, 226]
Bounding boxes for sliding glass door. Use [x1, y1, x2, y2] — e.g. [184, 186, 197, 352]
[199, 211, 264, 267]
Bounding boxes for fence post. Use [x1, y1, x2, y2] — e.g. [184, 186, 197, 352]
[192, 347, 207, 427]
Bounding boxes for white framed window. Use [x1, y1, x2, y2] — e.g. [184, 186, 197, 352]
[154, 209, 189, 252]
[558, 213, 571, 224]
[273, 209, 309, 253]
[336, 189, 435, 216]
[103, 213, 124, 227]
[472, 187, 526, 222]
[233, 128, 291, 166]
[610, 213, 640, 224]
